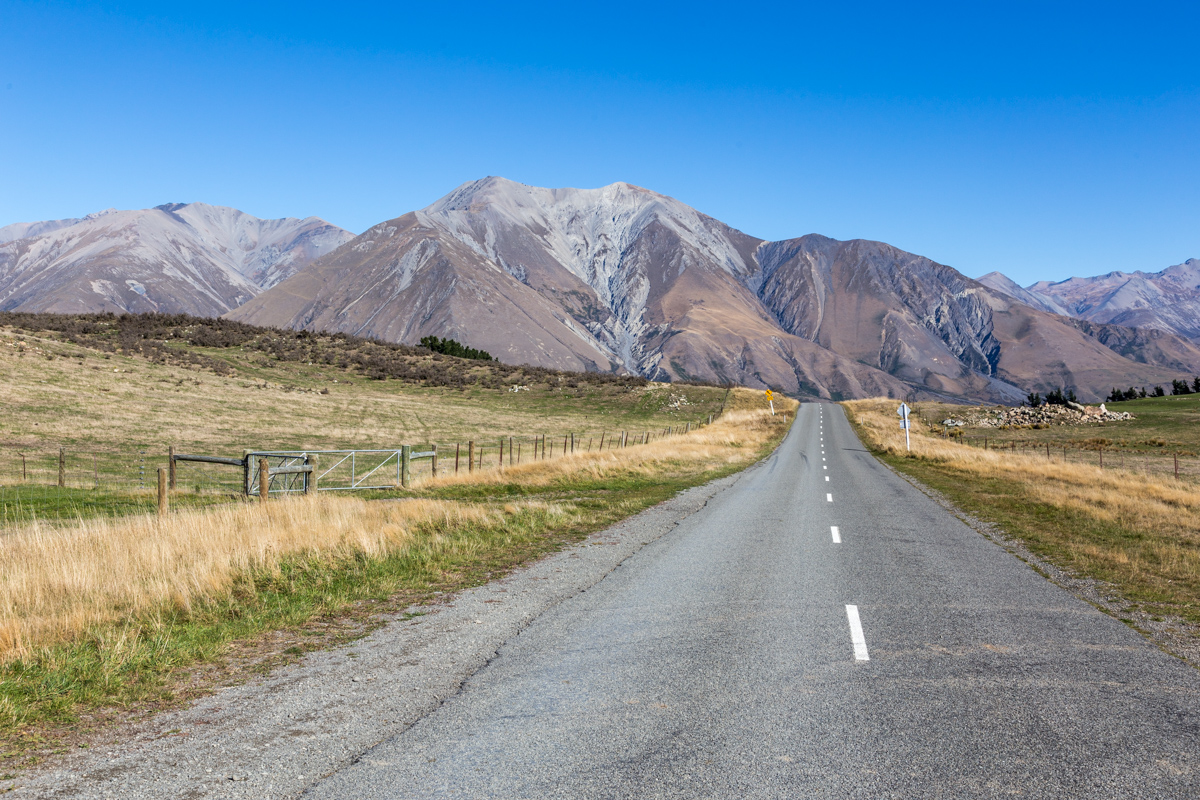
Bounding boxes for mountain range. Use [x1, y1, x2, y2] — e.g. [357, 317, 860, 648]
[0, 204, 353, 317]
[980, 260, 1200, 343]
[4, 179, 1199, 402]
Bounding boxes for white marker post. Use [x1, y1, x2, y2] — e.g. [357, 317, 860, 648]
[897, 402, 911, 452]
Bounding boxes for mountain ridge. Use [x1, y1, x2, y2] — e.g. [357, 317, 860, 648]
[229, 178, 1200, 402]
[0, 203, 355, 317]
[981, 259, 1200, 343]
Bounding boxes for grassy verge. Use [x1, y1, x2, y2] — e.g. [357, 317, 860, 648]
[844, 398, 1200, 641]
[0, 400, 793, 769]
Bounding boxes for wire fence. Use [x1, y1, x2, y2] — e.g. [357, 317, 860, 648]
[948, 435, 1200, 482]
[0, 446, 188, 529]
[1, 420, 714, 530]
[213, 424, 708, 496]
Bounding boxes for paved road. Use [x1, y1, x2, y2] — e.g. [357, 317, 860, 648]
[305, 403, 1200, 798]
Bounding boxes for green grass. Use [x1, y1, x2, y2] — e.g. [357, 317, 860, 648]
[0, 486, 243, 528]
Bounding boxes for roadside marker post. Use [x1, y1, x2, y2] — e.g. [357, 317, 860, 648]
[897, 402, 911, 451]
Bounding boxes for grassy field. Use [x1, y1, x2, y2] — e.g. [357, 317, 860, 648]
[0, 313, 794, 771]
[0, 315, 733, 524]
[845, 397, 1200, 653]
[907, 393, 1200, 455]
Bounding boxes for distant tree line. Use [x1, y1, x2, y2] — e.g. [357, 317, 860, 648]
[418, 335, 493, 361]
[1107, 376, 1200, 402]
[1025, 387, 1078, 407]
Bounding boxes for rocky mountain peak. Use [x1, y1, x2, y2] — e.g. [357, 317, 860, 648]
[0, 203, 354, 316]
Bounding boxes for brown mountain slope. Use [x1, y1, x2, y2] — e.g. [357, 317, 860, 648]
[754, 235, 1200, 401]
[231, 179, 915, 399]
[229, 178, 1200, 402]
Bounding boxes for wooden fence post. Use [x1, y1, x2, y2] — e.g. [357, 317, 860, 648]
[168, 445, 176, 489]
[243, 450, 254, 496]
[157, 467, 168, 515]
[58, 447, 65, 487]
[468, 441, 475, 473]
[401, 445, 411, 488]
[549, 438, 554, 458]
[517, 442, 521, 464]
[564, 434, 569, 455]
[1175, 453, 1179, 479]
[500, 439, 504, 467]
[259, 457, 270, 502]
[455, 443, 460, 474]
[1100, 448, 1103, 469]
[307, 454, 319, 493]
[432, 445, 439, 478]
[599, 433, 605, 452]
[509, 437, 514, 465]
[570, 432, 575, 453]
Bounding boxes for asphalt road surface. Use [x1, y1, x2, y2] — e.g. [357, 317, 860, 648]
[305, 403, 1200, 799]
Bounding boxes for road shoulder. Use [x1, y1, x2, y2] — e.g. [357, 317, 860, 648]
[868, 450, 1200, 670]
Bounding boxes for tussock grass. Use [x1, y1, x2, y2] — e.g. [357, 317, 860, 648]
[0, 497, 531, 661]
[0, 397, 793, 756]
[414, 409, 776, 492]
[0, 407, 783, 663]
[846, 398, 1200, 627]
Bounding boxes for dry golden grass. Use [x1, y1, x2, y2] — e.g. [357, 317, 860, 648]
[845, 398, 1200, 618]
[0, 496, 522, 660]
[0, 398, 792, 664]
[415, 407, 785, 491]
[0, 326, 727, 469]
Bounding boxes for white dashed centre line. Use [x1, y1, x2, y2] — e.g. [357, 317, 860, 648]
[826, 493, 833, 502]
[846, 605, 869, 660]
[823, 465, 827, 469]
[831, 526, 841, 543]
[825, 476, 830, 481]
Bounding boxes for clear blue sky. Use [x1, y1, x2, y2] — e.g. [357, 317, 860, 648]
[1, 1, 1197, 285]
